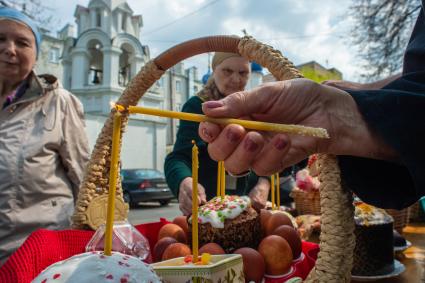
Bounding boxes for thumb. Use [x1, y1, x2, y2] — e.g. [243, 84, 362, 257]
[198, 184, 207, 204]
[202, 86, 272, 119]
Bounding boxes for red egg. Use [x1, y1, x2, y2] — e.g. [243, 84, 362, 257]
[234, 247, 265, 283]
[258, 235, 293, 275]
[265, 212, 294, 235]
[162, 243, 192, 260]
[153, 237, 178, 262]
[158, 223, 187, 243]
[172, 215, 189, 235]
[199, 243, 225, 255]
[260, 209, 272, 234]
[271, 225, 302, 259]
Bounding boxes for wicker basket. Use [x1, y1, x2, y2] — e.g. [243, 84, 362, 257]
[71, 35, 356, 282]
[291, 188, 321, 215]
[386, 208, 410, 233]
[409, 202, 420, 221]
[408, 201, 424, 222]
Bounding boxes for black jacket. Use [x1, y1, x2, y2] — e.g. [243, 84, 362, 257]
[339, 1, 425, 209]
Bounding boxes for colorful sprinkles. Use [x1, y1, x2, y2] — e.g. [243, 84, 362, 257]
[198, 195, 251, 228]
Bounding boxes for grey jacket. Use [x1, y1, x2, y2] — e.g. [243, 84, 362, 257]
[0, 73, 90, 263]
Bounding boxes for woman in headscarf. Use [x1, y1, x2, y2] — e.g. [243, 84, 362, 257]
[0, 7, 90, 263]
[164, 52, 270, 215]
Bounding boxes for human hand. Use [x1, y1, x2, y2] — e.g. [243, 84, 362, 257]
[178, 177, 207, 215]
[199, 79, 350, 175]
[198, 79, 397, 176]
[248, 177, 270, 211]
[322, 80, 367, 90]
[323, 73, 401, 91]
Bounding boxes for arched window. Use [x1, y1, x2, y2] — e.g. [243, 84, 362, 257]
[121, 14, 127, 31]
[65, 46, 73, 89]
[87, 39, 104, 85]
[96, 9, 101, 27]
[118, 43, 135, 86]
[175, 80, 182, 93]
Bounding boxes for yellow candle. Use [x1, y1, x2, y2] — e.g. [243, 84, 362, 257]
[104, 110, 122, 256]
[271, 174, 275, 210]
[217, 161, 222, 197]
[127, 105, 328, 138]
[116, 104, 125, 112]
[191, 141, 199, 262]
[221, 161, 226, 198]
[276, 173, 280, 210]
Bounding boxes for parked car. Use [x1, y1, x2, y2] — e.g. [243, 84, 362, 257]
[121, 169, 175, 207]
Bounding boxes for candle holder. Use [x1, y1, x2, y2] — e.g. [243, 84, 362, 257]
[152, 254, 244, 283]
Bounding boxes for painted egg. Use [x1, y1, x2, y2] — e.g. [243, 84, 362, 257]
[162, 243, 192, 261]
[260, 209, 272, 234]
[199, 243, 225, 255]
[153, 237, 178, 262]
[258, 235, 293, 275]
[172, 215, 189, 235]
[271, 225, 302, 259]
[234, 247, 265, 283]
[158, 223, 187, 243]
[265, 212, 294, 235]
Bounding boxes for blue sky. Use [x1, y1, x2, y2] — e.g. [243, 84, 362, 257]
[44, 0, 362, 80]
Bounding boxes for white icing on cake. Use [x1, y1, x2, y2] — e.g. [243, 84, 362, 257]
[197, 195, 251, 229]
[354, 202, 393, 226]
[32, 251, 161, 283]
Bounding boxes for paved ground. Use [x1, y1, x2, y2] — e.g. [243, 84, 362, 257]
[128, 200, 181, 224]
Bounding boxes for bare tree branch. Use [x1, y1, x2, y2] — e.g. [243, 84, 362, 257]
[349, 0, 421, 80]
[1, 0, 58, 32]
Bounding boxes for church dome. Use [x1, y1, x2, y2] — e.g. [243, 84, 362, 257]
[202, 69, 212, 85]
[251, 61, 263, 73]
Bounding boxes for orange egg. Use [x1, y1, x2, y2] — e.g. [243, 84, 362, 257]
[271, 225, 302, 259]
[260, 209, 272, 234]
[265, 212, 294, 235]
[234, 247, 265, 283]
[162, 243, 192, 261]
[158, 223, 187, 243]
[199, 243, 225, 255]
[153, 237, 178, 262]
[172, 215, 189, 235]
[258, 235, 293, 275]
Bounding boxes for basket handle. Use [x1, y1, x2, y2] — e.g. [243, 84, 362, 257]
[155, 36, 240, 71]
[72, 35, 355, 282]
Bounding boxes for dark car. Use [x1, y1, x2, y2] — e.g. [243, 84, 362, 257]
[121, 169, 175, 207]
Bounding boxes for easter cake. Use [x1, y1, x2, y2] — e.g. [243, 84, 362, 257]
[191, 195, 261, 253]
[352, 202, 395, 276]
[32, 251, 161, 283]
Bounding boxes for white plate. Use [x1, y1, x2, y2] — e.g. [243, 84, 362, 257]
[394, 240, 412, 252]
[351, 260, 405, 282]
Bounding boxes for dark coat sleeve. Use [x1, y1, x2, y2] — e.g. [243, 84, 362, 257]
[164, 96, 205, 198]
[339, 4, 425, 209]
[340, 75, 425, 209]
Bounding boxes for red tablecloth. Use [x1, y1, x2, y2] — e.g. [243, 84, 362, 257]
[0, 218, 318, 283]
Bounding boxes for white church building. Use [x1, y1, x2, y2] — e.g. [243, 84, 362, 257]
[35, 0, 264, 171]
